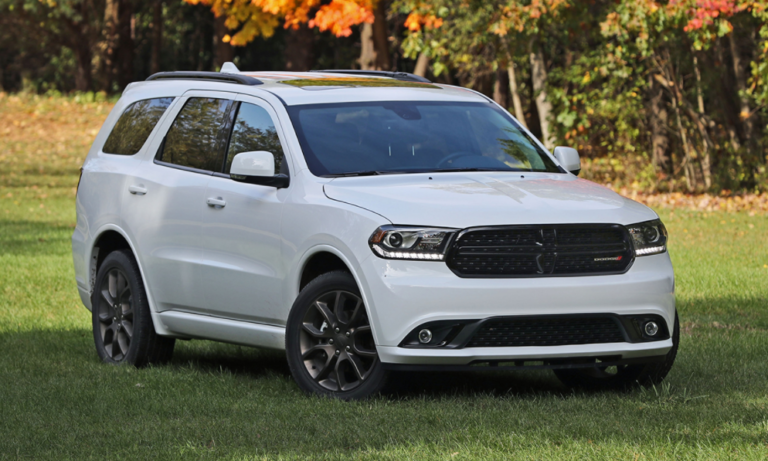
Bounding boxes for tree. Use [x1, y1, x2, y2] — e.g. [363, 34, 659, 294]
[1, 0, 105, 91]
[184, 0, 392, 70]
[397, 0, 570, 145]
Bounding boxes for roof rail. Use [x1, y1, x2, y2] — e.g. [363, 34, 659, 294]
[146, 71, 263, 86]
[310, 69, 431, 83]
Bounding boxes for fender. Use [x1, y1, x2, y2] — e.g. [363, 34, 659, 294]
[290, 244, 382, 346]
[86, 223, 178, 337]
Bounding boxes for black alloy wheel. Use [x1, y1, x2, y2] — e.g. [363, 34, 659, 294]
[97, 267, 134, 361]
[286, 271, 387, 399]
[92, 250, 175, 366]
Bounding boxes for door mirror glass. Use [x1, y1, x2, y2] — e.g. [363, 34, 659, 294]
[230, 151, 289, 188]
[553, 146, 581, 176]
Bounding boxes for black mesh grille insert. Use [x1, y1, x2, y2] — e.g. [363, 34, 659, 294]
[446, 224, 633, 277]
[466, 316, 626, 348]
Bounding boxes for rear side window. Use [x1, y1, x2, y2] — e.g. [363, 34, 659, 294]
[225, 103, 286, 175]
[102, 98, 174, 155]
[158, 97, 232, 171]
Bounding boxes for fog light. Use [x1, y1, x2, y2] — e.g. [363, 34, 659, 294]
[418, 329, 432, 344]
[644, 321, 659, 336]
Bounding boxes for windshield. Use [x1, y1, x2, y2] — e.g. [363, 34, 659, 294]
[287, 101, 561, 176]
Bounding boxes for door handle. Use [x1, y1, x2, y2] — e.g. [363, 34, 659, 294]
[207, 197, 226, 208]
[128, 185, 147, 195]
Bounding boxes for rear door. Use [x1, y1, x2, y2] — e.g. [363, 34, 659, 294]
[197, 95, 291, 323]
[122, 91, 236, 313]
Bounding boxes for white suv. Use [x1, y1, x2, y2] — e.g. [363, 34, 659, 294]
[72, 66, 678, 399]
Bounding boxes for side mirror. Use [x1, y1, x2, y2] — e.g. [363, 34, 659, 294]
[230, 151, 289, 189]
[553, 146, 581, 176]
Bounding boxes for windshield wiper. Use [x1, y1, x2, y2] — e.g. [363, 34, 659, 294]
[429, 167, 523, 173]
[323, 170, 408, 177]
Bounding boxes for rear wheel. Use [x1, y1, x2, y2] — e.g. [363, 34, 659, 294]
[554, 311, 679, 391]
[92, 250, 175, 366]
[285, 271, 387, 400]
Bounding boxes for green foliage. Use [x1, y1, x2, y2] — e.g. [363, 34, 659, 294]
[396, 0, 768, 193]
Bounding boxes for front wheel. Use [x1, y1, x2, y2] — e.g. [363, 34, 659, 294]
[554, 311, 680, 391]
[285, 271, 387, 400]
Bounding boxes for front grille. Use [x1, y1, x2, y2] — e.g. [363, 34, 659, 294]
[466, 316, 626, 348]
[446, 224, 633, 277]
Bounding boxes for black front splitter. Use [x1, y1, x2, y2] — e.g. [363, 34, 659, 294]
[381, 355, 665, 373]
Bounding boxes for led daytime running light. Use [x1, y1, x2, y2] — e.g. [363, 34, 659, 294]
[635, 245, 666, 256]
[372, 246, 445, 260]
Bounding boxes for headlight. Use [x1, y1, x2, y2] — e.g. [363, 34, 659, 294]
[369, 226, 456, 260]
[627, 219, 668, 256]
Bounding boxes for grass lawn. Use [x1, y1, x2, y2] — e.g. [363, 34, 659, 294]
[1, 93, 767, 460]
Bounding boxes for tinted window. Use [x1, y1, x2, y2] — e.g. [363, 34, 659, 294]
[225, 103, 286, 175]
[102, 98, 174, 155]
[159, 97, 232, 171]
[287, 101, 560, 176]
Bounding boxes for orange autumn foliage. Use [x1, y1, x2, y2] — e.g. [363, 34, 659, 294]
[309, 0, 375, 37]
[185, 0, 376, 43]
[404, 12, 443, 31]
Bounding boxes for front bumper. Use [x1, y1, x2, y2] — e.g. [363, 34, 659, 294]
[358, 252, 675, 365]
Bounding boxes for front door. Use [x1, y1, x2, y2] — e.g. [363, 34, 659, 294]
[198, 95, 291, 324]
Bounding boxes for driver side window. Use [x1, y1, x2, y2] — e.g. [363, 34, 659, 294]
[224, 103, 286, 175]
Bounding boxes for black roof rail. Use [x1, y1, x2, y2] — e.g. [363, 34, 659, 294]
[146, 71, 263, 86]
[310, 69, 431, 83]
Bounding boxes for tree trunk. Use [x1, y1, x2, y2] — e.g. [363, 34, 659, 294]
[710, 39, 741, 152]
[728, 33, 755, 145]
[116, 0, 134, 89]
[73, 39, 93, 91]
[213, 14, 234, 70]
[691, 53, 711, 189]
[413, 52, 429, 77]
[284, 24, 314, 71]
[529, 40, 553, 149]
[372, 0, 390, 70]
[493, 68, 509, 109]
[359, 23, 375, 70]
[103, 0, 119, 91]
[507, 62, 526, 126]
[150, 0, 162, 75]
[693, 54, 705, 114]
[647, 75, 671, 175]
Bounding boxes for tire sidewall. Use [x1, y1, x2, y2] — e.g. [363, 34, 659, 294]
[91, 250, 149, 365]
[285, 271, 387, 400]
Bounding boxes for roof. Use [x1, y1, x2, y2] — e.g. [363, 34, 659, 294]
[139, 69, 490, 106]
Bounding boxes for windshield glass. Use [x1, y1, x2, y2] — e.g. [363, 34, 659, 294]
[287, 101, 561, 176]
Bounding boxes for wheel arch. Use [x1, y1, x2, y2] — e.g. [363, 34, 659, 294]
[290, 245, 381, 346]
[87, 224, 175, 336]
[299, 251, 352, 292]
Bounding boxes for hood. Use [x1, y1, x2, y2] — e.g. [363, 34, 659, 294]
[323, 172, 656, 228]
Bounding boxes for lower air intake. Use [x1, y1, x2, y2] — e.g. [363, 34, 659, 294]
[466, 316, 626, 348]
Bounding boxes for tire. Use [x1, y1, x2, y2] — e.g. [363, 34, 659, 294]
[91, 250, 175, 367]
[285, 271, 388, 400]
[554, 311, 680, 391]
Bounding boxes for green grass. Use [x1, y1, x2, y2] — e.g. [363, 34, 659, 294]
[1, 94, 768, 459]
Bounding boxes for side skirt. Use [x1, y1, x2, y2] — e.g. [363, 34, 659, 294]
[158, 311, 286, 350]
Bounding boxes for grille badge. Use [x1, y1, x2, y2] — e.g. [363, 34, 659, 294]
[535, 229, 557, 273]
